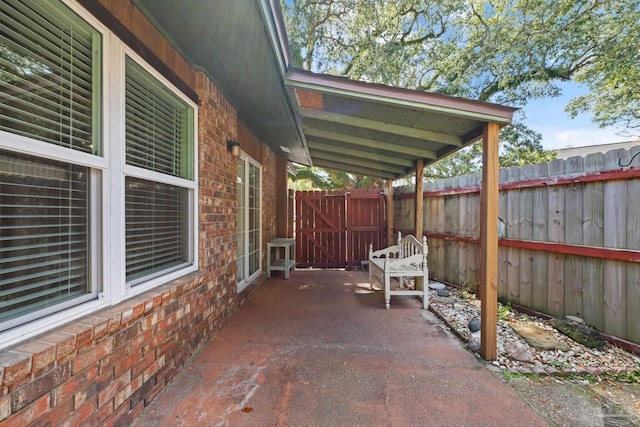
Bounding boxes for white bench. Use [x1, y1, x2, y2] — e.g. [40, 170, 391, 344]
[369, 232, 429, 309]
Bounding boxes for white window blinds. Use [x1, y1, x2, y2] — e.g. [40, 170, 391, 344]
[124, 57, 194, 285]
[0, 150, 91, 330]
[0, 0, 101, 154]
[125, 57, 192, 179]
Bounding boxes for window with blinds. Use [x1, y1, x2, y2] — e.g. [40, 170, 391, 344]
[124, 56, 194, 285]
[0, 1, 100, 331]
[0, 150, 93, 331]
[0, 0, 101, 155]
[125, 177, 188, 283]
[125, 57, 193, 179]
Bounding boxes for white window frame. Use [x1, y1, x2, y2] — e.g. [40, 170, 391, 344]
[237, 152, 262, 292]
[0, 0, 198, 349]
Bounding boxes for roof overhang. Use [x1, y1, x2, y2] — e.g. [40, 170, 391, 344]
[285, 69, 517, 179]
[135, 0, 517, 179]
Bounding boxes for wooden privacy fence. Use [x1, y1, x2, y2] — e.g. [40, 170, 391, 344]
[295, 189, 386, 269]
[394, 147, 640, 345]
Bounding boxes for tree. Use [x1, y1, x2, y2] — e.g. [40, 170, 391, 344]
[282, 0, 639, 181]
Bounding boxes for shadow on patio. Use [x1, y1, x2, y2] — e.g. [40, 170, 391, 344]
[132, 270, 546, 426]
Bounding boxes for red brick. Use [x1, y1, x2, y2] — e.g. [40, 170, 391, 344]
[100, 343, 132, 377]
[78, 316, 110, 342]
[0, 395, 10, 422]
[114, 373, 142, 408]
[12, 363, 70, 412]
[72, 379, 98, 410]
[59, 324, 94, 351]
[0, 351, 31, 388]
[0, 393, 49, 427]
[112, 323, 141, 348]
[114, 350, 142, 379]
[33, 395, 72, 427]
[142, 355, 165, 383]
[12, 341, 56, 378]
[131, 329, 153, 352]
[72, 338, 114, 374]
[53, 365, 98, 406]
[38, 332, 77, 364]
[60, 399, 97, 427]
[130, 352, 154, 380]
[98, 370, 129, 408]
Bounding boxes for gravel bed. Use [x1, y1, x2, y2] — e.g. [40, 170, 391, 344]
[426, 281, 640, 378]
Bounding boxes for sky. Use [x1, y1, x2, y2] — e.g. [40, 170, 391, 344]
[520, 81, 635, 150]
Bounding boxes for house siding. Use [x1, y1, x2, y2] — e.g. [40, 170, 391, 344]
[0, 2, 282, 426]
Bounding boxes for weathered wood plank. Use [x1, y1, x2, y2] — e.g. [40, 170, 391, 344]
[507, 166, 521, 303]
[626, 146, 640, 343]
[445, 177, 460, 284]
[532, 162, 549, 312]
[564, 156, 584, 317]
[458, 176, 468, 286]
[498, 168, 509, 299]
[582, 153, 605, 330]
[519, 164, 535, 308]
[603, 150, 627, 337]
[547, 159, 565, 316]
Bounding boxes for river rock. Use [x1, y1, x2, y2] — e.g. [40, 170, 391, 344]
[468, 318, 480, 332]
[504, 341, 534, 362]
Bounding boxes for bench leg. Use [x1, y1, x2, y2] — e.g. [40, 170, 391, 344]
[384, 271, 390, 309]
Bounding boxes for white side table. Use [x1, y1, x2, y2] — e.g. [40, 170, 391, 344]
[266, 238, 296, 279]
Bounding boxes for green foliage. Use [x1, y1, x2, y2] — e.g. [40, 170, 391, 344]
[425, 122, 556, 179]
[289, 166, 385, 190]
[498, 302, 512, 321]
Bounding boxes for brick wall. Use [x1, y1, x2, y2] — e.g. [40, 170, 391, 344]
[0, 72, 278, 427]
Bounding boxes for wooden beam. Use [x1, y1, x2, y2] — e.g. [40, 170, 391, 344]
[305, 128, 438, 159]
[386, 179, 394, 246]
[415, 159, 424, 238]
[300, 108, 463, 146]
[480, 122, 500, 361]
[311, 159, 393, 179]
[311, 151, 408, 175]
[308, 141, 415, 168]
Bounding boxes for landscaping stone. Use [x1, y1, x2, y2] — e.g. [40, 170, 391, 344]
[510, 324, 571, 351]
[550, 319, 606, 349]
[428, 281, 445, 290]
[437, 289, 451, 297]
[505, 341, 534, 363]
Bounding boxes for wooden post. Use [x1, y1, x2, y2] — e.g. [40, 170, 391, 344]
[415, 159, 424, 238]
[386, 179, 394, 246]
[277, 156, 289, 237]
[287, 189, 295, 238]
[480, 123, 500, 360]
[415, 160, 425, 291]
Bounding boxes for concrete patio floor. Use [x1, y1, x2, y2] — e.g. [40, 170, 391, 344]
[132, 270, 547, 426]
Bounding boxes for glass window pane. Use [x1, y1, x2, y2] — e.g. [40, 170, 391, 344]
[125, 177, 188, 283]
[0, 149, 90, 330]
[0, 0, 101, 154]
[125, 57, 193, 179]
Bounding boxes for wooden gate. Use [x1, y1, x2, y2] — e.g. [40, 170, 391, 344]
[295, 190, 386, 269]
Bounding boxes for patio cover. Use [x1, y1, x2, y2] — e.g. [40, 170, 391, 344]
[135, 0, 515, 360]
